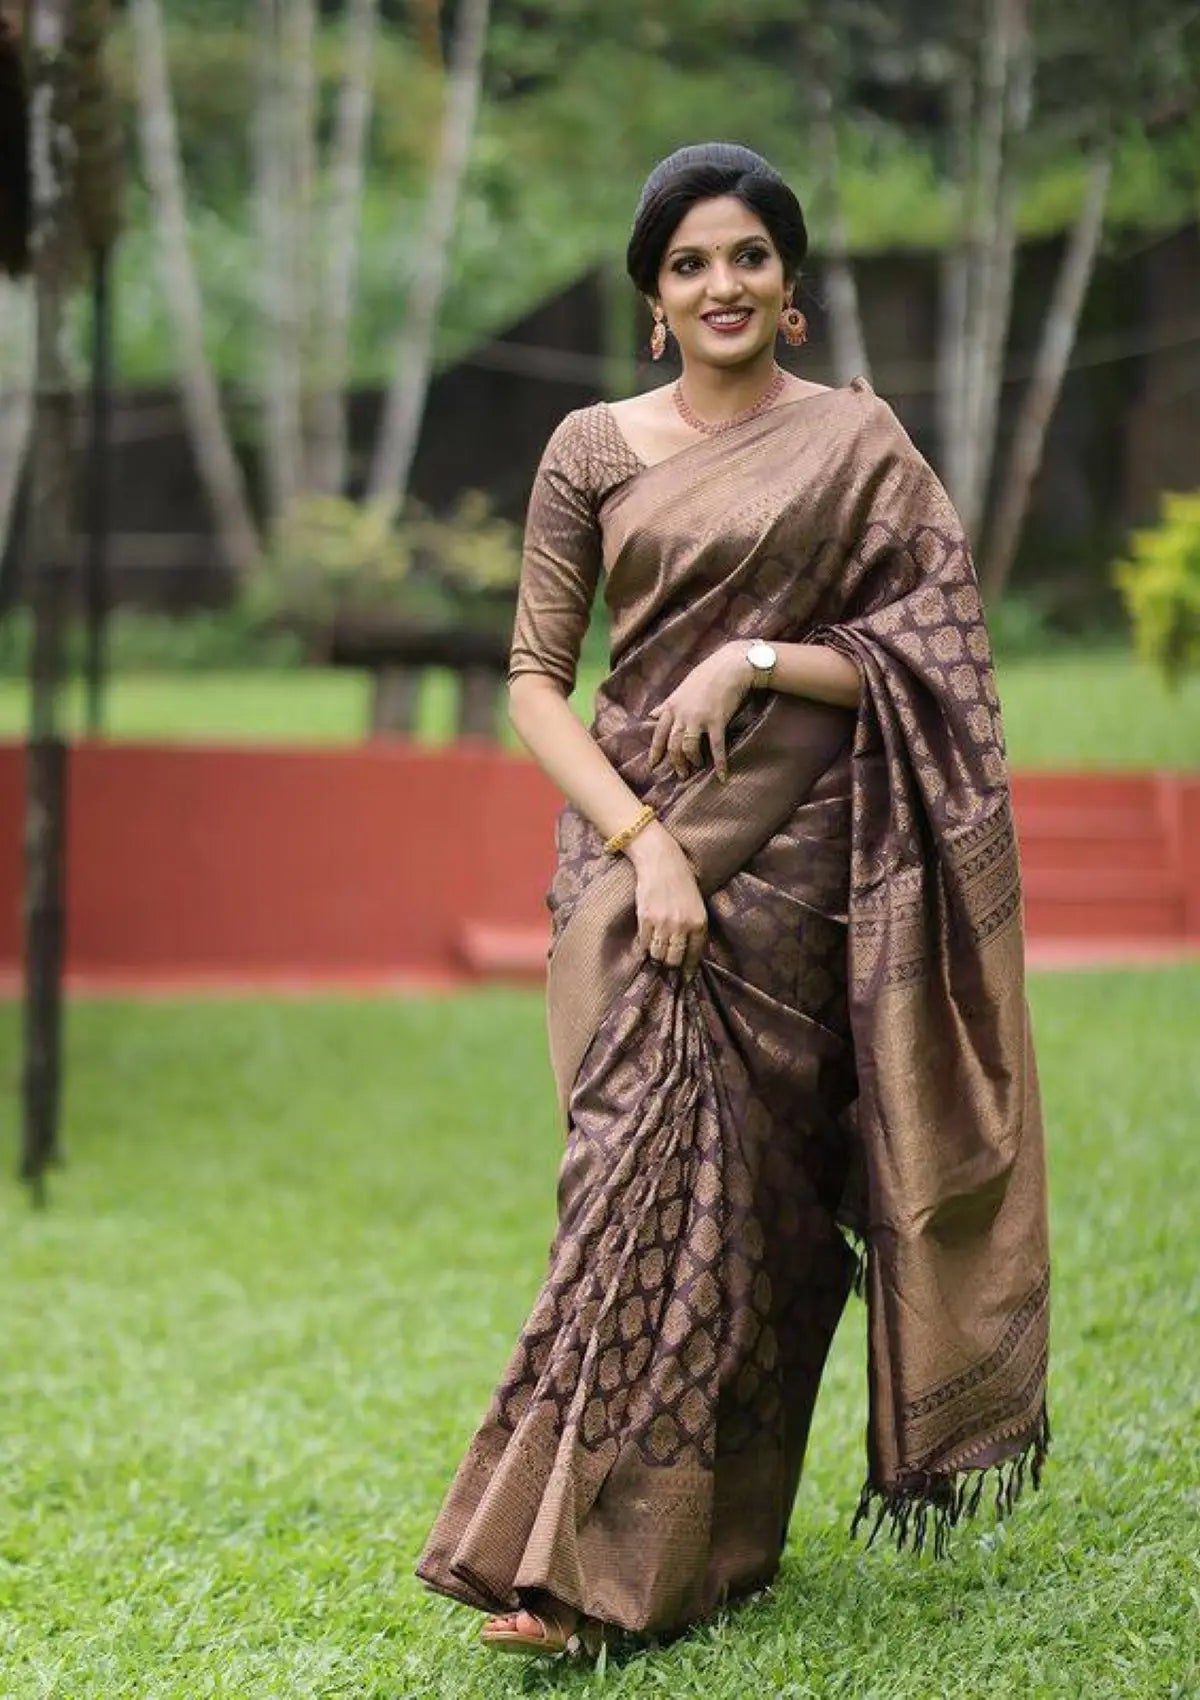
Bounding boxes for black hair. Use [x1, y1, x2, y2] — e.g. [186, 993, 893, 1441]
[625, 142, 808, 298]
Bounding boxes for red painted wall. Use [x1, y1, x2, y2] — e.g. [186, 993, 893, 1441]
[0, 741, 1196, 987]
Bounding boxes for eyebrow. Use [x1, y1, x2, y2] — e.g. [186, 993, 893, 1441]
[664, 236, 771, 261]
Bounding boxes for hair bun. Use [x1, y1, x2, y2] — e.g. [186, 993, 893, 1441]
[632, 142, 786, 229]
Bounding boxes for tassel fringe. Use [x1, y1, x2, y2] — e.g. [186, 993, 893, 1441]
[849, 1403, 1051, 1559]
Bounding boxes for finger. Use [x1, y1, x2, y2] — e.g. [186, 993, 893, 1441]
[647, 929, 667, 963]
[708, 721, 728, 783]
[683, 925, 707, 979]
[680, 730, 705, 770]
[649, 708, 673, 768]
[667, 726, 694, 780]
[664, 935, 687, 969]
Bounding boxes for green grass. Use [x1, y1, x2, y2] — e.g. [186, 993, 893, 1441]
[0, 649, 1197, 768]
[0, 966, 1198, 1697]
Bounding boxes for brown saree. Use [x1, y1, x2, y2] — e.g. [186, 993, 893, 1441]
[416, 375, 1050, 1634]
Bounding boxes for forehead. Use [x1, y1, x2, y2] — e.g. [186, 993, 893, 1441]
[666, 196, 774, 255]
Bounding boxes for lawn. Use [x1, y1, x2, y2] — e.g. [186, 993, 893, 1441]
[0, 648, 1197, 768]
[0, 965, 1197, 1697]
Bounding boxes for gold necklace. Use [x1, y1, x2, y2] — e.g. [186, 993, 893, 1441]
[672, 363, 787, 436]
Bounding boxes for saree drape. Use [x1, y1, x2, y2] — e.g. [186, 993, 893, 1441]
[416, 376, 1050, 1634]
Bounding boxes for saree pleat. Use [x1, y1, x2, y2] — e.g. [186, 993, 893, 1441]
[417, 377, 1050, 1632]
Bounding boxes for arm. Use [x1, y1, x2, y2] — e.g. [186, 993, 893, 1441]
[509, 417, 708, 975]
[768, 641, 861, 710]
[648, 639, 860, 780]
[508, 676, 705, 969]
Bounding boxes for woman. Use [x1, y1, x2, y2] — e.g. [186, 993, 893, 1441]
[417, 142, 1050, 1658]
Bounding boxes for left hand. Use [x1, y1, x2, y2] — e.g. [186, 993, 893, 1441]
[648, 642, 755, 783]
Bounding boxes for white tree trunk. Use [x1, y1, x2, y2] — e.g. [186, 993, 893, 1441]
[958, 0, 1020, 540]
[938, 65, 974, 506]
[129, 0, 260, 578]
[0, 279, 34, 563]
[971, 11, 1033, 540]
[308, 0, 378, 496]
[981, 147, 1113, 601]
[253, 0, 311, 528]
[806, 27, 870, 386]
[366, 0, 491, 519]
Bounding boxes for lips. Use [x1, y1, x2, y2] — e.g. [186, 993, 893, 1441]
[702, 308, 753, 332]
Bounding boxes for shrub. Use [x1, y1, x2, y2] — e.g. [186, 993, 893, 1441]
[0, 605, 306, 676]
[1114, 490, 1200, 688]
[248, 492, 522, 637]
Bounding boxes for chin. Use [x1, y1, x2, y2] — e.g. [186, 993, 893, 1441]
[689, 336, 775, 370]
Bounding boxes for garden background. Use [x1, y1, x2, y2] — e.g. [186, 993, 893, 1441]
[1, 1, 1198, 1695]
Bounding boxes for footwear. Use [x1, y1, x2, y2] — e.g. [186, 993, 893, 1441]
[479, 1601, 605, 1659]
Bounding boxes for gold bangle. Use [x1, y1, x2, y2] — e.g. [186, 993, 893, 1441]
[603, 803, 656, 856]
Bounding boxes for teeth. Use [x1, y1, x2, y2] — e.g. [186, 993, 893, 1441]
[706, 311, 750, 325]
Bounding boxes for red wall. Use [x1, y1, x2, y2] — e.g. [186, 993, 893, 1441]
[0, 740, 1197, 988]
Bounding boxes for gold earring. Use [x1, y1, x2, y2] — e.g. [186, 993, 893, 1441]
[650, 305, 668, 361]
[780, 305, 808, 347]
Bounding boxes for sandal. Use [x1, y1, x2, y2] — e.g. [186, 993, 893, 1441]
[480, 1601, 606, 1659]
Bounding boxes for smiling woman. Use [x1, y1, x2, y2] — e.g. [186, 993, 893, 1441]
[416, 142, 1051, 1664]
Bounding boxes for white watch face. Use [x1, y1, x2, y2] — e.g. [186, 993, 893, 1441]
[747, 641, 776, 670]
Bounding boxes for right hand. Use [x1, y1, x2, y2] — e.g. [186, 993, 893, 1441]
[626, 822, 708, 978]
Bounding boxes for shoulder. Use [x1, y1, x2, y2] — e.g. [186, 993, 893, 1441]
[537, 401, 642, 495]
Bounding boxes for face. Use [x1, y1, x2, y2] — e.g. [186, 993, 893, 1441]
[654, 195, 790, 372]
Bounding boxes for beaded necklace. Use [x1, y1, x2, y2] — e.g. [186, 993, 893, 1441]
[672, 363, 787, 436]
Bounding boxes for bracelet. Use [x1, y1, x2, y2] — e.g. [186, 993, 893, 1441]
[603, 803, 656, 856]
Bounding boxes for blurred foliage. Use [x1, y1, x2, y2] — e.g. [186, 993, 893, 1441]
[1114, 491, 1200, 688]
[252, 494, 414, 627]
[0, 603, 306, 675]
[83, 1, 1200, 383]
[243, 488, 521, 633]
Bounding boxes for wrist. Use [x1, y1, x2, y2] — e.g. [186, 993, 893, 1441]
[624, 818, 675, 868]
[743, 638, 778, 690]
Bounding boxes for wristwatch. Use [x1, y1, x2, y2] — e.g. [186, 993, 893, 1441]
[745, 639, 778, 689]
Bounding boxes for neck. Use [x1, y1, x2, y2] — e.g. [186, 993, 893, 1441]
[676, 349, 781, 421]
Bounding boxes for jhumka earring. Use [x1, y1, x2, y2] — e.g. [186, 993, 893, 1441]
[650, 305, 668, 361]
[780, 305, 808, 347]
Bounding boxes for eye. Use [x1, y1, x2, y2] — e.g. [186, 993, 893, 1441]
[738, 246, 770, 266]
[671, 255, 703, 275]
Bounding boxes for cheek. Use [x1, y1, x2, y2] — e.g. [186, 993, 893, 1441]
[753, 266, 787, 302]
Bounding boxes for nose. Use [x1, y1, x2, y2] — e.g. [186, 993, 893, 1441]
[705, 259, 744, 302]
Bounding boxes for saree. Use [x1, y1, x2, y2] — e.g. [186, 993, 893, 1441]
[416, 375, 1050, 1634]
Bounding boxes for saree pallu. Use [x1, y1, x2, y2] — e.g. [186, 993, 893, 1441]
[417, 377, 1050, 1634]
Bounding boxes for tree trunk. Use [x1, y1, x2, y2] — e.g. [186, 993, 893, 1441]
[981, 147, 1113, 602]
[600, 255, 637, 399]
[308, 0, 377, 496]
[0, 278, 34, 572]
[958, 0, 1020, 541]
[253, 0, 311, 529]
[22, 0, 76, 1197]
[67, 0, 123, 734]
[806, 22, 870, 385]
[970, 3, 1033, 543]
[366, 0, 491, 520]
[83, 241, 112, 734]
[129, 0, 260, 579]
[938, 62, 974, 506]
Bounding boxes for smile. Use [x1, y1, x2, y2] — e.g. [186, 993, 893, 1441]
[701, 309, 753, 330]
